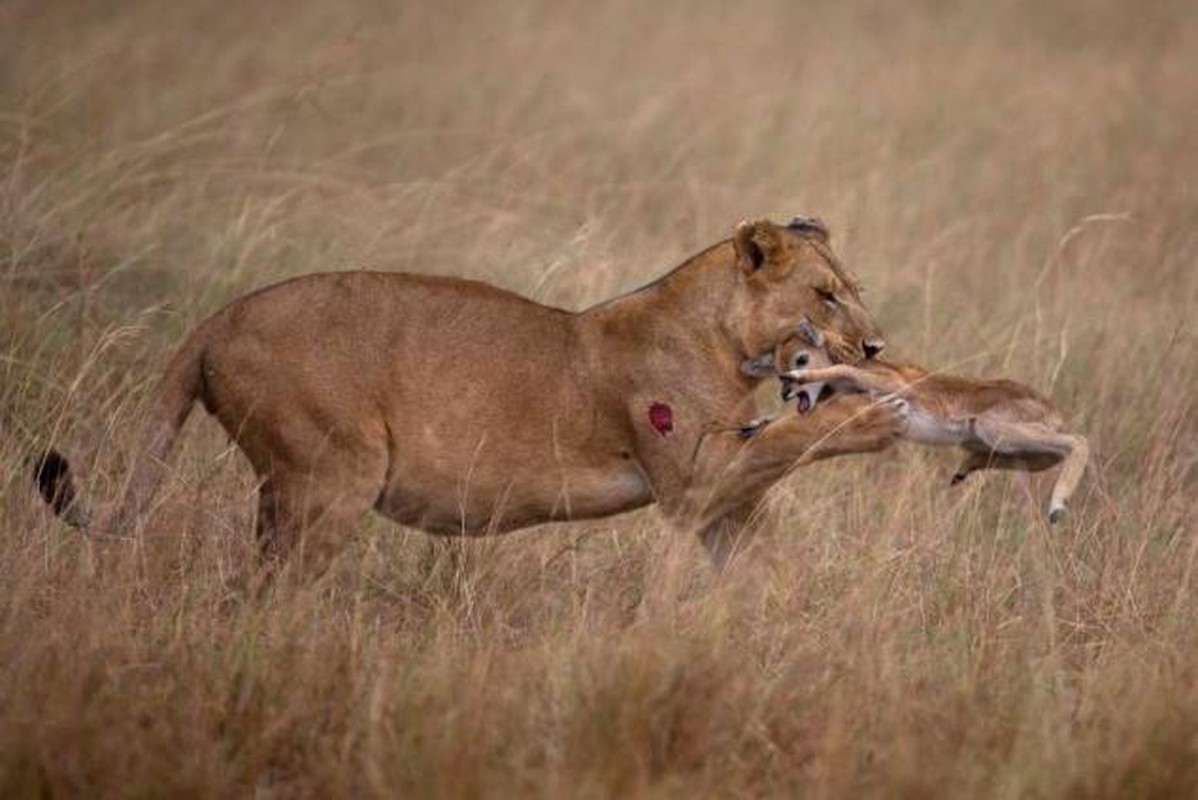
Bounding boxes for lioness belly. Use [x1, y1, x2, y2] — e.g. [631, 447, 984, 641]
[374, 457, 652, 535]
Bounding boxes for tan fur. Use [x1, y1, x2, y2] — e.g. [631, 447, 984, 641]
[41, 218, 906, 574]
[775, 337, 1089, 523]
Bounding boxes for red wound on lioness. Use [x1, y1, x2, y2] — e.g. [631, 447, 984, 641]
[648, 402, 674, 436]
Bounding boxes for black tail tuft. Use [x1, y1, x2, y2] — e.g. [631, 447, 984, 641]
[34, 449, 78, 515]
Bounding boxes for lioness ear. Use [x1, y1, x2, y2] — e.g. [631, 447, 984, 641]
[733, 220, 785, 275]
[786, 216, 831, 243]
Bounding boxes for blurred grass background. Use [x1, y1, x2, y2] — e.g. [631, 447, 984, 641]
[1, 0, 1195, 796]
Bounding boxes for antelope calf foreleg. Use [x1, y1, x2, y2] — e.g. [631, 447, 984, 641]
[786, 364, 908, 398]
[951, 450, 1061, 485]
[951, 450, 992, 485]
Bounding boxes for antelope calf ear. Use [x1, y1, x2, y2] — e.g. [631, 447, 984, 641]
[740, 351, 777, 378]
[733, 220, 787, 275]
[796, 317, 826, 348]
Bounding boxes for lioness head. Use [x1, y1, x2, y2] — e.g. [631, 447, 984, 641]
[729, 217, 884, 366]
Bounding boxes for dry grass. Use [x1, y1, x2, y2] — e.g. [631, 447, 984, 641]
[2, 0, 1196, 796]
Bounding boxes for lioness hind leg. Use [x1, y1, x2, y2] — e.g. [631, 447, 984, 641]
[254, 472, 381, 585]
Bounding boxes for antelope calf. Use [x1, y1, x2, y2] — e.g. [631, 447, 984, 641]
[771, 322, 1088, 523]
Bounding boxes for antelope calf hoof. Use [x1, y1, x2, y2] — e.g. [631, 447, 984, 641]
[739, 418, 771, 439]
[1048, 505, 1066, 525]
[881, 393, 911, 419]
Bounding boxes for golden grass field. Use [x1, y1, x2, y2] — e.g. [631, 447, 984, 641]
[2, 0, 1196, 796]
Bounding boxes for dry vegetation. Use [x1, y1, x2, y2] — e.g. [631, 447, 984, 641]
[2, 0, 1196, 796]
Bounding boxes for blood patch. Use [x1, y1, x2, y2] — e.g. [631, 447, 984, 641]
[648, 402, 674, 436]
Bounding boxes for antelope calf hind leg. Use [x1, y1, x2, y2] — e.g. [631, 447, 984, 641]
[969, 420, 1089, 524]
[1046, 434, 1089, 523]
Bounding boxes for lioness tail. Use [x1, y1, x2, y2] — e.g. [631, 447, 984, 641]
[33, 320, 211, 534]
[33, 449, 90, 529]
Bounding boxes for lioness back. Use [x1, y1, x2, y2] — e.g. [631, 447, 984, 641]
[200, 271, 644, 533]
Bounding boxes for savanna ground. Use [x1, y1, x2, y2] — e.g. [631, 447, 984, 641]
[1, 1, 1196, 796]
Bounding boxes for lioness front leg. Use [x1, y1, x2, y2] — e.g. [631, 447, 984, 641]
[695, 501, 760, 571]
[675, 393, 907, 558]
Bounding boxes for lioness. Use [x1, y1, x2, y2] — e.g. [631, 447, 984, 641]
[36, 217, 905, 572]
[768, 323, 1088, 523]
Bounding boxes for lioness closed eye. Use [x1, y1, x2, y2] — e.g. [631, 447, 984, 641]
[775, 325, 1089, 524]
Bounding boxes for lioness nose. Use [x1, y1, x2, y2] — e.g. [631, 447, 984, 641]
[863, 339, 885, 359]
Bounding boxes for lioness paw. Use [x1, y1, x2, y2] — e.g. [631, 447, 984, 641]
[875, 393, 911, 436]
